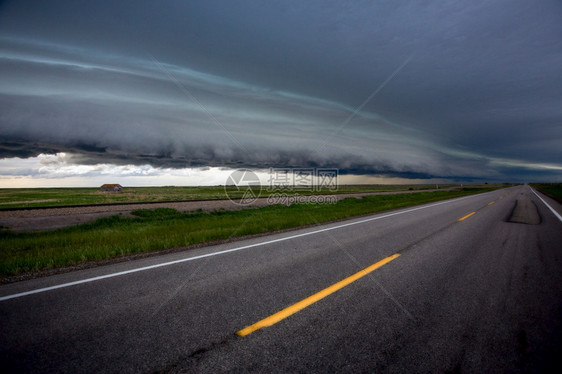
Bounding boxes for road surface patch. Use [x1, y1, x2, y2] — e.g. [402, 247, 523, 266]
[509, 199, 540, 225]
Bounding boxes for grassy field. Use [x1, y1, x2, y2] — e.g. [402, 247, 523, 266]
[0, 184, 458, 209]
[531, 183, 562, 203]
[0, 186, 230, 209]
[0, 187, 495, 278]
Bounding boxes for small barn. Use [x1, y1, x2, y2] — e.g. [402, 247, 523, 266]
[100, 184, 123, 192]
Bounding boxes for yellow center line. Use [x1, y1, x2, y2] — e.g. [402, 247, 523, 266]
[488, 201, 495, 205]
[236, 253, 401, 337]
[458, 212, 476, 221]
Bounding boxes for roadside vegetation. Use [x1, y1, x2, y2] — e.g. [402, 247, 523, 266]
[531, 183, 562, 203]
[0, 187, 496, 278]
[0, 184, 464, 210]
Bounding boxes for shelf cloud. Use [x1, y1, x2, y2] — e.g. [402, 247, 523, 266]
[1, 0, 561, 184]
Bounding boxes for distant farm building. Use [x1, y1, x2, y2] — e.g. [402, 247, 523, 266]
[100, 184, 122, 192]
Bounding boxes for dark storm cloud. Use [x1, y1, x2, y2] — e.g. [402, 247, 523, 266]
[0, 0, 561, 181]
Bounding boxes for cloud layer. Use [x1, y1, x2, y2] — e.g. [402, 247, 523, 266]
[0, 0, 561, 183]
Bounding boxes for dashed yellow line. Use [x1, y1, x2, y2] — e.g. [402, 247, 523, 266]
[236, 253, 401, 337]
[458, 212, 476, 221]
[488, 201, 495, 205]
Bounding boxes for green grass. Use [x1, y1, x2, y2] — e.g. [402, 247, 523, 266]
[0, 184, 463, 209]
[0, 187, 495, 278]
[531, 183, 562, 203]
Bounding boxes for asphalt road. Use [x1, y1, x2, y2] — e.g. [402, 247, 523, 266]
[1, 185, 561, 373]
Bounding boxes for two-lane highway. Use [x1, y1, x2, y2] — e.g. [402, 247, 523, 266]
[1, 185, 561, 372]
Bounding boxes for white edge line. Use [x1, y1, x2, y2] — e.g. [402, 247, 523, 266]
[531, 188, 562, 223]
[0, 192, 485, 301]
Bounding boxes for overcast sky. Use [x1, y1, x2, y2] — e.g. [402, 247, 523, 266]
[1, 0, 561, 186]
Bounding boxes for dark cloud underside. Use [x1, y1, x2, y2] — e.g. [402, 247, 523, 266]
[0, 0, 561, 182]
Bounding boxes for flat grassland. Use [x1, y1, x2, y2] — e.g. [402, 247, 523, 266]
[0, 186, 497, 279]
[0, 185, 454, 209]
[531, 183, 562, 203]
